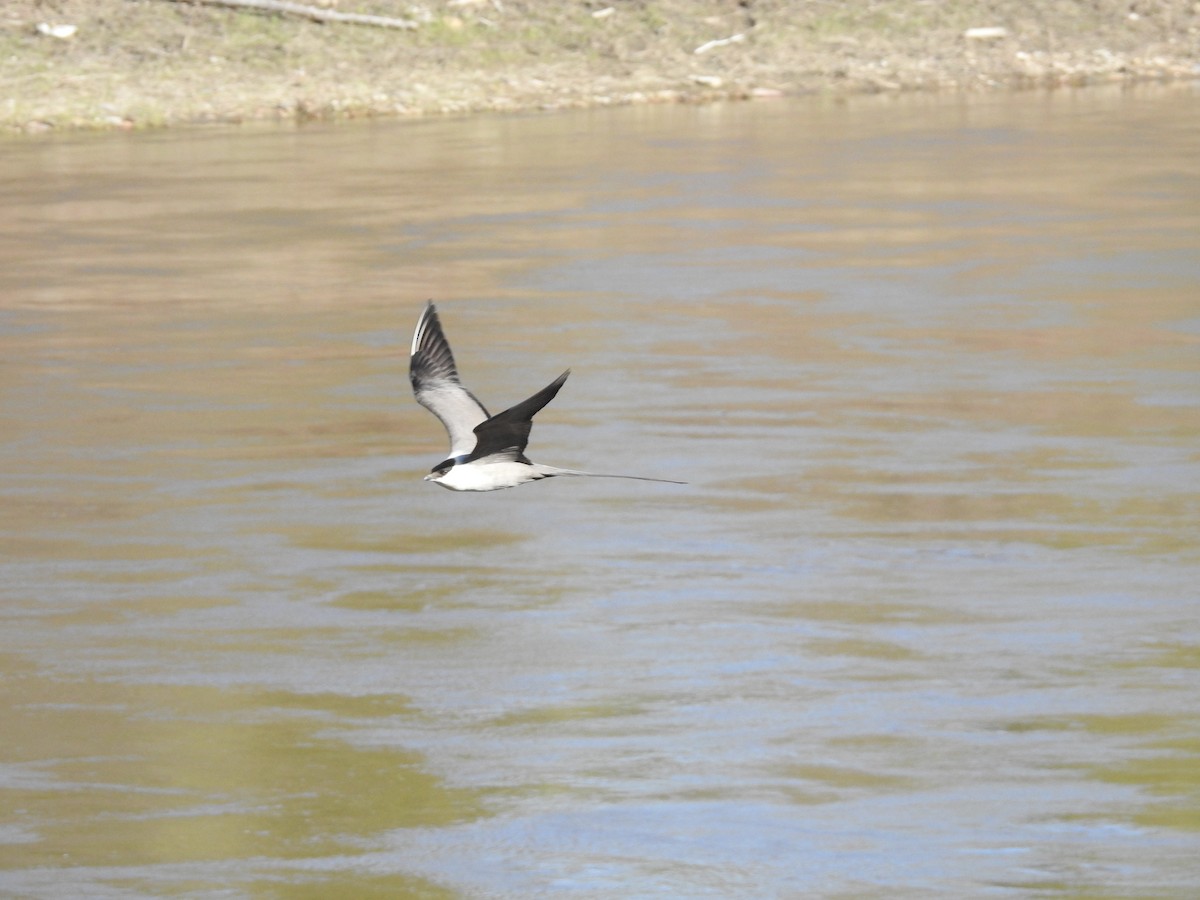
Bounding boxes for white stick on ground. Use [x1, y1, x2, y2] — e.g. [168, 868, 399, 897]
[167, 0, 418, 30]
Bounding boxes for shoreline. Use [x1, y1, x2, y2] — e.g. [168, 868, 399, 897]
[4, 0, 1198, 135]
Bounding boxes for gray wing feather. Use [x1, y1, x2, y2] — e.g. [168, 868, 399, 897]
[409, 302, 489, 459]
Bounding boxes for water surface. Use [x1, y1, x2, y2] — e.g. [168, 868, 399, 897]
[1, 85, 1198, 897]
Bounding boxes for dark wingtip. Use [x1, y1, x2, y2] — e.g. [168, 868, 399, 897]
[418, 300, 437, 331]
[421, 300, 437, 329]
[411, 300, 458, 379]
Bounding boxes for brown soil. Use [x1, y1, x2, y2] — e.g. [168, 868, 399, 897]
[3, 0, 1198, 133]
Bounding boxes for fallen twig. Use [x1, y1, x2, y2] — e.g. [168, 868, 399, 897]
[694, 33, 745, 55]
[167, 0, 419, 30]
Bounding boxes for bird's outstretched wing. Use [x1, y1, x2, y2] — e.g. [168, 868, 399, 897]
[409, 302, 489, 459]
[468, 370, 570, 464]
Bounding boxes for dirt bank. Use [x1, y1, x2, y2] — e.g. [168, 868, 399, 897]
[3, 0, 1198, 133]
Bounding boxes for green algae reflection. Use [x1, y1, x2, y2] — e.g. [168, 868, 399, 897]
[0, 673, 488, 871]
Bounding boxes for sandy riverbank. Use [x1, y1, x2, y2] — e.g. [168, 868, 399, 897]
[3, 0, 1198, 133]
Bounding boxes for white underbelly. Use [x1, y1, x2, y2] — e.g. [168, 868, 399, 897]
[435, 461, 541, 492]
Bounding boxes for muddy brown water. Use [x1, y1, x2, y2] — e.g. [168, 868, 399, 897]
[1, 85, 1198, 897]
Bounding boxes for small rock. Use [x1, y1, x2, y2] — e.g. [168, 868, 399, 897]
[691, 75, 723, 88]
[35, 22, 77, 39]
[963, 26, 1008, 40]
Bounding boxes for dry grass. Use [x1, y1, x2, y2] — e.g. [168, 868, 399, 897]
[3, 0, 1197, 132]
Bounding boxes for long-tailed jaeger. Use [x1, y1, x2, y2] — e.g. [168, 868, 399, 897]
[409, 302, 685, 492]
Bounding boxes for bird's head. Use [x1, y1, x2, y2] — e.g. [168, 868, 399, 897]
[424, 458, 455, 483]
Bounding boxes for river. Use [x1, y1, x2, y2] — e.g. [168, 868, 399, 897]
[1, 84, 1198, 897]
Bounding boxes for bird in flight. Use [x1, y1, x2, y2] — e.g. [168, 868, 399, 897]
[409, 302, 685, 492]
